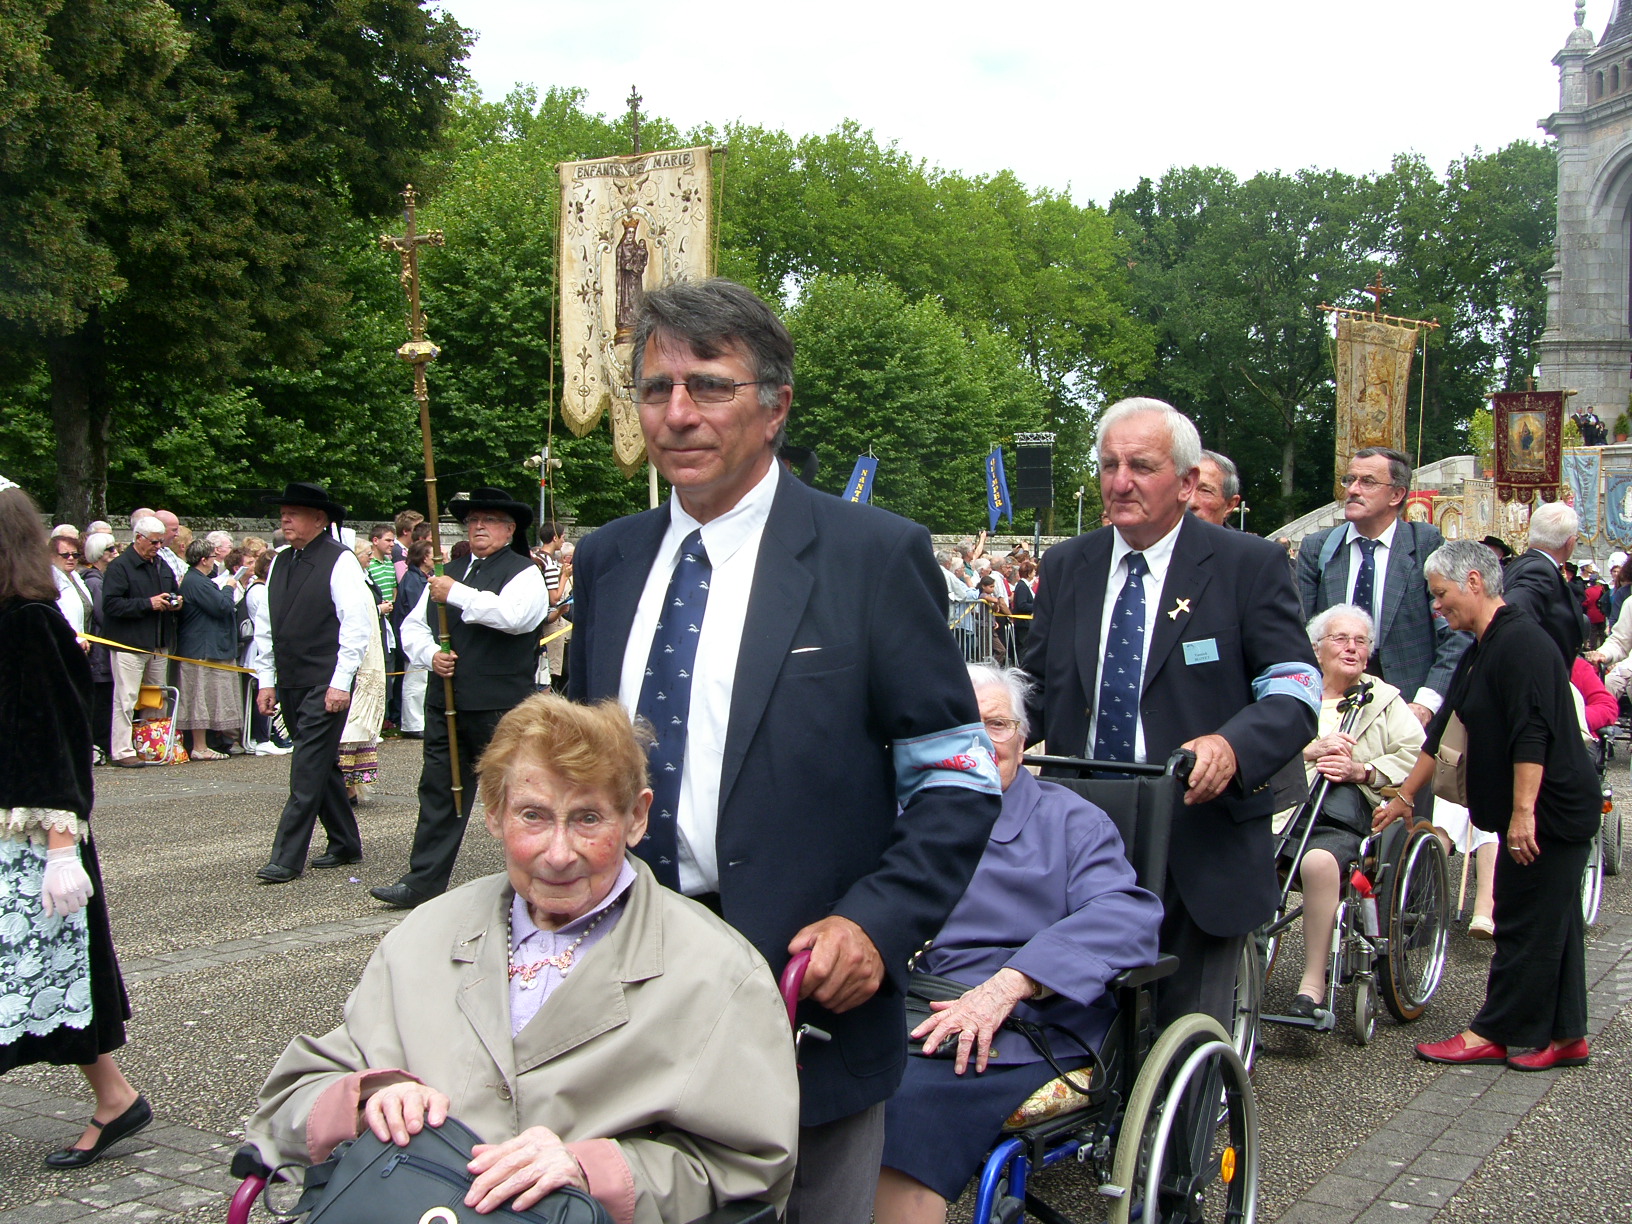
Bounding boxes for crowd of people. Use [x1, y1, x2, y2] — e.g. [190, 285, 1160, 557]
[0, 277, 1612, 1222]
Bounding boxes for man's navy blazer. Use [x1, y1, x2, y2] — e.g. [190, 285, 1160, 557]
[1501, 547, 1587, 666]
[1021, 515, 1317, 936]
[568, 465, 1000, 1125]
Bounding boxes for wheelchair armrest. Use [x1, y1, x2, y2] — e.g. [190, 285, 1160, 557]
[687, 1202, 777, 1224]
[1109, 954, 1179, 992]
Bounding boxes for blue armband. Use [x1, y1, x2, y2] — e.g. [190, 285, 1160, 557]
[1251, 662, 1322, 712]
[893, 723, 1003, 806]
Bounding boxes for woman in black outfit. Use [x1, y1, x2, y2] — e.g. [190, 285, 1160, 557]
[1376, 540, 1598, 1071]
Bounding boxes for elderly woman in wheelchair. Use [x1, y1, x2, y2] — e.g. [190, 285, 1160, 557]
[238, 695, 798, 1224]
[1277, 605, 1423, 1019]
[873, 664, 1163, 1224]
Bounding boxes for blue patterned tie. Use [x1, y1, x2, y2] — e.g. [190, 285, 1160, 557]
[1352, 537, 1379, 620]
[1094, 553, 1148, 762]
[635, 530, 711, 889]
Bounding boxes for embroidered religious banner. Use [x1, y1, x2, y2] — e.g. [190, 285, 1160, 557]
[1333, 315, 1417, 500]
[1603, 463, 1632, 547]
[1462, 477, 1497, 546]
[1432, 496, 1463, 540]
[1404, 490, 1437, 525]
[557, 146, 716, 475]
[1564, 449, 1603, 543]
[1491, 391, 1565, 504]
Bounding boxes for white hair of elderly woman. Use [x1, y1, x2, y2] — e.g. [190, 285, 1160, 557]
[1423, 539, 1506, 596]
[966, 662, 1034, 742]
[84, 533, 117, 564]
[1306, 603, 1375, 647]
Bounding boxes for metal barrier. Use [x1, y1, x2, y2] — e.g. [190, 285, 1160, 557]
[949, 601, 995, 663]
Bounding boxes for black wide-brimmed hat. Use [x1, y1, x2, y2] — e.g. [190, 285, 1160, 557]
[262, 481, 346, 526]
[449, 487, 533, 555]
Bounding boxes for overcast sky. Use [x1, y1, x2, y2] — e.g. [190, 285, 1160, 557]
[436, 0, 1589, 207]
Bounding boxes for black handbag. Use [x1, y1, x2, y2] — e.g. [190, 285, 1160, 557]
[271, 1116, 611, 1224]
[904, 971, 1100, 1096]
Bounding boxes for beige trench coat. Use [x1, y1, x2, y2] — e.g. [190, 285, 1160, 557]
[245, 859, 798, 1224]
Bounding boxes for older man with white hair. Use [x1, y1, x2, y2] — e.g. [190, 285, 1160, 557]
[1506, 501, 1588, 666]
[100, 515, 181, 768]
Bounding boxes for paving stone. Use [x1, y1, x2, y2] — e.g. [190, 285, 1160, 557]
[1353, 1200, 1437, 1223]
[1329, 1151, 1409, 1182]
[1390, 1107, 1452, 1137]
[136, 1185, 220, 1213]
[1383, 1172, 1463, 1209]
[135, 1126, 234, 1157]
[74, 1173, 181, 1210]
[1272, 1202, 1359, 1224]
[1303, 1173, 1379, 1210]
[1424, 1126, 1503, 1158]
[1406, 1148, 1484, 1182]
[1356, 1129, 1437, 1162]
[0, 1198, 95, 1224]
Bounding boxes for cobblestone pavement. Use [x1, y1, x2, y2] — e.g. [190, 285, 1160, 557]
[2, 738, 1629, 1222]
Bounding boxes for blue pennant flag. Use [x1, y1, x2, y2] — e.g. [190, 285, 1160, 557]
[987, 446, 1012, 531]
[844, 455, 878, 504]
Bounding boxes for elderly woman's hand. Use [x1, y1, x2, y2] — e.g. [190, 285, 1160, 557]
[912, 967, 1036, 1075]
[465, 1126, 589, 1214]
[1313, 750, 1365, 784]
[363, 1082, 450, 1147]
[1303, 731, 1356, 763]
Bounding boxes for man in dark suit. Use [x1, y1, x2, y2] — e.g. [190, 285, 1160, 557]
[1021, 399, 1320, 1027]
[568, 279, 1001, 1223]
[371, 488, 550, 909]
[251, 483, 374, 882]
[1297, 447, 1468, 724]
[1506, 500, 1587, 667]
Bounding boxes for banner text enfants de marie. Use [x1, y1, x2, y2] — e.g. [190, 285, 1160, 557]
[574, 152, 696, 179]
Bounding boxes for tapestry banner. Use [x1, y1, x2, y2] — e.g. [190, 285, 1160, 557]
[1564, 449, 1602, 543]
[557, 146, 715, 474]
[1462, 478, 1496, 546]
[1603, 464, 1632, 546]
[1491, 391, 1564, 504]
[1333, 315, 1416, 500]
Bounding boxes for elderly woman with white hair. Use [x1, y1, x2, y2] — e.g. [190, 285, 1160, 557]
[1377, 541, 1600, 1071]
[874, 664, 1162, 1224]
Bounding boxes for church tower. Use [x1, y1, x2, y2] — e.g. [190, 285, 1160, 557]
[1539, 1, 1632, 422]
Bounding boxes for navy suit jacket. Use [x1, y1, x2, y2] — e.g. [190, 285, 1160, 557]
[1021, 515, 1318, 936]
[1297, 519, 1469, 702]
[1501, 548, 1587, 666]
[568, 466, 1001, 1125]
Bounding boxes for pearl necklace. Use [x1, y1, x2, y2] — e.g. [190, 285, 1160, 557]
[506, 905, 610, 990]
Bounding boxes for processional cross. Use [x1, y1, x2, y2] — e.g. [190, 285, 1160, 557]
[1365, 270, 1392, 316]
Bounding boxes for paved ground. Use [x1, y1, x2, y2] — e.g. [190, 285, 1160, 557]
[1, 737, 1628, 1222]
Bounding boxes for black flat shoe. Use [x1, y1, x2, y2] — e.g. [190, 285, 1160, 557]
[311, 850, 362, 869]
[369, 882, 434, 909]
[1288, 993, 1321, 1019]
[255, 863, 300, 884]
[43, 1095, 151, 1169]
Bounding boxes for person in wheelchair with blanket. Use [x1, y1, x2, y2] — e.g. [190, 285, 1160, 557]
[873, 664, 1164, 1224]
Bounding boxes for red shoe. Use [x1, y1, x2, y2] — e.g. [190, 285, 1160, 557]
[1415, 1034, 1508, 1064]
[1507, 1039, 1589, 1071]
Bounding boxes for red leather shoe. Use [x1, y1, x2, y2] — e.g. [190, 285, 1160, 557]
[1415, 1034, 1508, 1064]
[1507, 1039, 1589, 1071]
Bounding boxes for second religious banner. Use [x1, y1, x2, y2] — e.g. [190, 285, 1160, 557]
[1491, 390, 1564, 505]
[1333, 314, 1417, 500]
[558, 146, 716, 475]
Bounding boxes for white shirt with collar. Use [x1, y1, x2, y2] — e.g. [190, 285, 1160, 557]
[1339, 517, 1441, 714]
[617, 462, 780, 896]
[399, 553, 550, 669]
[1086, 516, 1186, 764]
[251, 547, 378, 691]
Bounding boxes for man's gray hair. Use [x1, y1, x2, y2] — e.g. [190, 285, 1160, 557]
[1352, 446, 1413, 491]
[630, 278, 794, 447]
[84, 533, 116, 564]
[1424, 540, 1505, 596]
[1095, 397, 1202, 477]
[1307, 602, 1374, 647]
[133, 515, 164, 537]
[1528, 502, 1580, 554]
[937, 549, 959, 567]
[966, 662, 1034, 743]
[1200, 450, 1240, 500]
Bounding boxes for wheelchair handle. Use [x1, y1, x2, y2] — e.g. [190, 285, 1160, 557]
[779, 949, 811, 1027]
[227, 1174, 265, 1224]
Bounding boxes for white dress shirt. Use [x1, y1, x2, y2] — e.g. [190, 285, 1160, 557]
[1340, 518, 1441, 713]
[1085, 517, 1185, 763]
[617, 462, 780, 895]
[252, 548, 378, 691]
[400, 556, 550, 668]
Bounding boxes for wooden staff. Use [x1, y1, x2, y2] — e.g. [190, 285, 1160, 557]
[380, 185, 462, 809]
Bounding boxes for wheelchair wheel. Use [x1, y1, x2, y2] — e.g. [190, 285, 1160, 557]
[1603, 805, 1622, 877]
[1582, 831, 1604, 928]
[1108, 1014, 1258, 1224]
[1231, 939, 1262, 1073]
[1351, 977, 1376, 1046]
[1378, 828, 1449, 1023]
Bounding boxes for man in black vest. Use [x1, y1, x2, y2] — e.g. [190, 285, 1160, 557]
[371, 488, 549, 908]
[251, 483, 377, 882]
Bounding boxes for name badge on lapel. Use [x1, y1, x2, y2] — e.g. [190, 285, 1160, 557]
[1183, 638, 1220, 665]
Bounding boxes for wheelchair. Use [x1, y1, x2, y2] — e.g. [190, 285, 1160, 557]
[967, 751, 1259, 1224]
[1582, 730, 1620, 927]
[1257, 685, 1450, 1044]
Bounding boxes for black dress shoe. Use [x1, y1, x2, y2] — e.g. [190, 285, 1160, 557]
[255, 863, 301, 884]
[369, 882, 433, 909]
[112, 757, 146, 769]
[311, 849, 362, 869]
[43, 1095, 152, 1169]
[1288, 993, 1321, 1019]
[399, 730, 423, 740]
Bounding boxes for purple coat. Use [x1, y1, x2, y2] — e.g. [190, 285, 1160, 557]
[919, 767, 1163, 1063]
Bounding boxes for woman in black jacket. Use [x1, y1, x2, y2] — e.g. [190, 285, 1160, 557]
[175, 539, 242, 760]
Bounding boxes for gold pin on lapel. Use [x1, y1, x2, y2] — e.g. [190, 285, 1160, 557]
[1168, 598, 1191, 621]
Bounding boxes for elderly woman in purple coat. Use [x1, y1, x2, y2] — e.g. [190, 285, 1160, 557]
[874, 664, 1163, 1224]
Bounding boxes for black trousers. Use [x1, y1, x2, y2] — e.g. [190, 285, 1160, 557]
[1469, 832, 1591, 1050]
[266, 685, 361, 871]
[399, 704, 505, 897]
[1155, 874, 1248, 1032]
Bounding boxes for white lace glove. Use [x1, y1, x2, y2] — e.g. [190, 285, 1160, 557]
[42, 846, 93, 917]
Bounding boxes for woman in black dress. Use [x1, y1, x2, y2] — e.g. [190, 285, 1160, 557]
[0, 478, 151, 1166]
[1376, 539, 1598, 1071]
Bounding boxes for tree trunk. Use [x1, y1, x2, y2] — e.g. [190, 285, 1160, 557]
[1280, 427, 1296, 505]
[44, 312, 110, 524]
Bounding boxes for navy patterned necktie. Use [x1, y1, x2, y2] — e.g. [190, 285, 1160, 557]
[1094, 553, 1148, 762]
[635, 530, 711, 889]
[1353, 537, 1379, 620]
